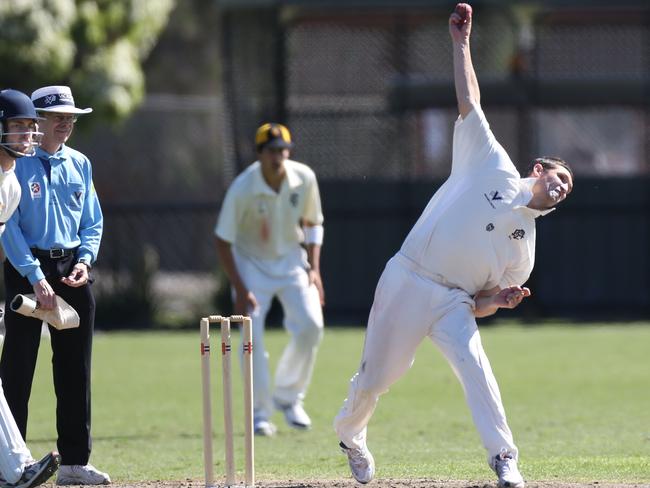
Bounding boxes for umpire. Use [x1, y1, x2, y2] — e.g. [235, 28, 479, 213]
[0, 86, 108, 485]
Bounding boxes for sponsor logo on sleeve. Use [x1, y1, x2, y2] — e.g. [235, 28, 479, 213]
[483, 190, 503, 209]
[509, 229, 525, 240]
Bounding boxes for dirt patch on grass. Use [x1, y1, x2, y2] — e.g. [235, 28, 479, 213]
[91, 480, 650, 488]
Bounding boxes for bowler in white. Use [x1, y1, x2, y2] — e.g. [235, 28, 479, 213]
[333, 4, 574, 488]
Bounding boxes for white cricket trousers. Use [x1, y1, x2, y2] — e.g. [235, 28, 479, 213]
[334, 253, 518, 464]
[234, 252, 324, 420]
[0, 379, 33, 483]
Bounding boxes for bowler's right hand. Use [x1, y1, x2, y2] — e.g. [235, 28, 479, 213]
[449, 3, 472, 42]
[33, 279, 57, 310]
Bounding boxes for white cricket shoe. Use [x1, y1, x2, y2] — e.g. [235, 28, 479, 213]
[493, 452, 525, 488]
[253, 418, 277, 437]
[275, 400, 312, 429]
[56, 464, 111, 485]
[339, 441, 375, 484]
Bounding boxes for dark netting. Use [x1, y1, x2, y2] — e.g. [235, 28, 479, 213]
[284, 10, 532, 180]
[52, 3, 649, 325]
[72, 95, 227, 277]
[534, 23, 648, 80]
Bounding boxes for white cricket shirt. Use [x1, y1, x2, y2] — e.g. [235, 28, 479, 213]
[400, 103, 553, 296]
[0, 162, 21, 234]
[215, 159, 323, 276]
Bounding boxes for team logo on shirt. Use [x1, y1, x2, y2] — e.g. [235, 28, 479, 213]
[509, 229, 525, 240]
[30, 182, 42, 198]
[483, 190, 503, 209]
[486, 223, 495, 232]
[289, 192, 299, 207]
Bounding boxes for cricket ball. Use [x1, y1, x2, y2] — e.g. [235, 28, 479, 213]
[455, 3, 472, 24]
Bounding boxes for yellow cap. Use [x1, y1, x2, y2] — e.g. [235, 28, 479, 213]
[255, 123, 293, 150]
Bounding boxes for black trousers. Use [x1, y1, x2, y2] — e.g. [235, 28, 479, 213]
[0, 255, 95, 465]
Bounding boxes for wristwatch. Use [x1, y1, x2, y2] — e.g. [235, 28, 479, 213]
[77, 258, 92, 269]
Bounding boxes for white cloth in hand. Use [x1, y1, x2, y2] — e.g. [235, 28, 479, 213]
[10, 294, 80, 330]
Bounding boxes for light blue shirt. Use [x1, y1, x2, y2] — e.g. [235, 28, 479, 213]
[1, 145, 103, 284]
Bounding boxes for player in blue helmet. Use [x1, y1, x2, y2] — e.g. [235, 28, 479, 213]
[0, 85, 107, 486]
[0, 88, 61, 488]
[0, 89, 42, 160]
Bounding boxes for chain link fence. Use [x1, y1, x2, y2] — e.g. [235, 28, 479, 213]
[58, 2, 649, 326]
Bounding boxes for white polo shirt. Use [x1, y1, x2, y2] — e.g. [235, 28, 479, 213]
[400, 103, 553, 296]
[0, 162, 21, 234]
[215, 159, 323, 276]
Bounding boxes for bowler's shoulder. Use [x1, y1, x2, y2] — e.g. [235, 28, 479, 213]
[455, 102, 490, 132]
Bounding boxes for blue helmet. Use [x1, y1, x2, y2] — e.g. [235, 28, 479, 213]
[0, 89, 42, 158]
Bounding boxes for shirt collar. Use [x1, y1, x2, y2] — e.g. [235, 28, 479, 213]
[515, 177, 555, 217]
[251, 160, 301, 195]
[36, 144, 67, 161]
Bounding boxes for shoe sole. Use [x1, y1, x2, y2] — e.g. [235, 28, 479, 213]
[17, 452, 61, 488]
[287, 421, 311, 430]
[499, 482, 525, 488]
[56, 475, 111, 486]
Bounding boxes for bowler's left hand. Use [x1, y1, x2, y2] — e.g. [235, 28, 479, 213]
[495, 286, 531, 309]
[61, 263, 89, 287]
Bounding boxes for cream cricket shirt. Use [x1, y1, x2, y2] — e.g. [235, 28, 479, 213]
[400, 103, 553, 296]
[215, 159, 323, 276]
[0, 162, 21, 235]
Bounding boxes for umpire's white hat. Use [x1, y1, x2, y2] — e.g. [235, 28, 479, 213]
[31, 86, 93, 115]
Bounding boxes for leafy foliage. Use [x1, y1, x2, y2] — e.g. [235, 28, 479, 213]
[0, 0, 175, 121]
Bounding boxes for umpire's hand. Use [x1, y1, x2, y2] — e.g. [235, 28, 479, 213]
[33, 279, 57, 310]
[61, 263, 89, 288]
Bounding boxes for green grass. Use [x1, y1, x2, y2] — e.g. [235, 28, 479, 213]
[20, 323, 650, 483]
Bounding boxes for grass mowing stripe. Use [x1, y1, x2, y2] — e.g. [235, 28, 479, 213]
[19, 323, 650, 483]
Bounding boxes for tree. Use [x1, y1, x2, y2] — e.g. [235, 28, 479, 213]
[0, 0, 175, 121]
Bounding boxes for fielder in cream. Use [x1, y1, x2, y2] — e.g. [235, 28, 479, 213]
[334, 4, 573, 488]
[215, 123, 325, 437]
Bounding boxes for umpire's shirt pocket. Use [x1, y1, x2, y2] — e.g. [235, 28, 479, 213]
[67, 183, 85, 210]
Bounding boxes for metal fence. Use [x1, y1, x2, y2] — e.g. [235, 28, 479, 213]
[68, 1, 650, 324]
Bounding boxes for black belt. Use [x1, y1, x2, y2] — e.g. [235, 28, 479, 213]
[30, 248, 77, 259]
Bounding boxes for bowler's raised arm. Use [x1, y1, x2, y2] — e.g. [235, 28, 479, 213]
[449, 3, 479, 119]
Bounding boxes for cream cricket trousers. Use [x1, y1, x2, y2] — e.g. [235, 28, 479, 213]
[0, 379, 33, 483]
[234, 251, 324, 420]
[334, 253, 518, 464]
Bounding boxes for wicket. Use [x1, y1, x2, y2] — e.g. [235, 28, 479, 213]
[200, 315, 254, 488]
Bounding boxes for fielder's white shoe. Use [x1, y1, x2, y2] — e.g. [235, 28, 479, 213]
[492, 452, 525, 488]
[253, 418, 277, 437]
[56, 464, 111, 485]
[275, 399, 312, 429]
[6, 451, 61, 488]
[340, 441, 375, 484]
